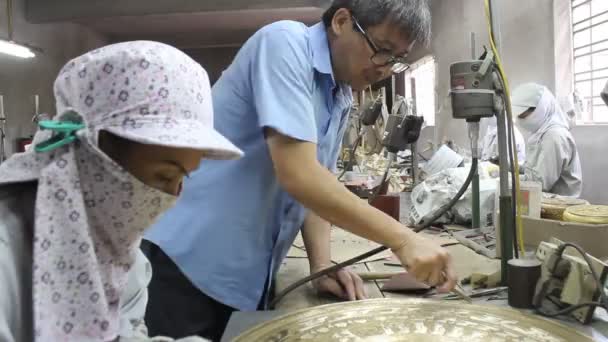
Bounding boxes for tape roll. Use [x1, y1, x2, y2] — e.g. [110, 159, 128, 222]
[563, 205, 608, 224]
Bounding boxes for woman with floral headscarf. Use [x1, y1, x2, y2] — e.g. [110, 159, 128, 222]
[0, 41, 242, 341]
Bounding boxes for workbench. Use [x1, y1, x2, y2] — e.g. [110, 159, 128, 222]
[221, 194, 608, 341]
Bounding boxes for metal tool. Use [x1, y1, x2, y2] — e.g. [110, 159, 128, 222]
[440, 286, 507, 301]
[452, 283, 473, 303]
[357, 271, 472, 303]
[450, 46, 517, 283]
[357, 272, 400, 281]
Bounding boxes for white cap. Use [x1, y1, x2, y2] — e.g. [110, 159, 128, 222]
[511, 83, 545, 116]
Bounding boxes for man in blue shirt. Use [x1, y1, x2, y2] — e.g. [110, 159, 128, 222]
[143, 1, 456, 340]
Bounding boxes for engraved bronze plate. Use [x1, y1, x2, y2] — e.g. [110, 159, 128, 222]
[234, 299, 593, 341]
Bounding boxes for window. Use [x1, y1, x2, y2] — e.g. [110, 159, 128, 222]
[403, 56, 436, 126]
[572, 0, 608, 123]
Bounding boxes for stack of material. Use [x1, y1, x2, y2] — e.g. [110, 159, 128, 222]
[563, 205, 608, 224]
[541, 195, 589, 221]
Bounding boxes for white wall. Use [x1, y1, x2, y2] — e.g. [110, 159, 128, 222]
[0, 0, 108, 156]
[429, 0, 608, 204]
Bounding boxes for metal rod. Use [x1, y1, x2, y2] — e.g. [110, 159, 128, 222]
[573, 17, 608, 35]
[471, 32, 476, 59]
[573, 46, 608, 59]
[410, 77, 417, 116]
[575, 65, 608, 76]
[574, 75, 608, 83]
[490, 0, 514, 284]
[572, 9, 608, 27]
[34, 94, 39, 115]
[572, 0, 591, 11]
[410, 77, 419, 187]
[469, 33, 481, 228]
[470, 32, 480, 228]
[391, 74, 396, 110]
[0, 95, 6, 163]
[0, 95, 5, 121]
[472, 169, 481, 228]
[469, 122, 481, 229]
[6, 0, 14, 41]
[412, 142, 419, 186]
[497, 105, 513, 282]
[574, 39, 608, 53]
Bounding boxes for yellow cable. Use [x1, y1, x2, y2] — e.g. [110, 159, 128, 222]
[484, 0, 526, 256]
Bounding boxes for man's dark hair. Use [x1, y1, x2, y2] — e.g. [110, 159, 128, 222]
[322, 0, 432, 47]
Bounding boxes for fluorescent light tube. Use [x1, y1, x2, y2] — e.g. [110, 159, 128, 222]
[0, 39, 35, 58]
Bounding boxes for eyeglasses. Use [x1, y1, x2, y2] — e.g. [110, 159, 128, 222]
[352, 16, 410, 74]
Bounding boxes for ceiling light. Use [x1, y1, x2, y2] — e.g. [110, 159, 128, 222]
[0, 39, 35, 58]
[1, 0, 38, 59]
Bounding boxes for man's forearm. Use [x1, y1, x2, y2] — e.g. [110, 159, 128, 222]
[301, 212, 332, 272]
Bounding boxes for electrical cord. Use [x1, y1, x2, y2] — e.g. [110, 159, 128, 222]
[537, 302, 605, 318]
[507, 108, 519, 259]
[484, 0, 525, 256]
[495, 72, 520, 259]
[494, 68, 523, 258]
[535, 242, 608, 318]
[269, 157, 479, 309]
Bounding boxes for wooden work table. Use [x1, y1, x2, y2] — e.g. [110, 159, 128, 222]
[275, 230, 500, 310]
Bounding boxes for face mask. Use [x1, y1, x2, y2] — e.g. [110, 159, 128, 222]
[32, 139, 177, 340]
[516, 109, 545, 135]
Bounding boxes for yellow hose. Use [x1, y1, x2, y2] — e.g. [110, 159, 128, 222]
[484, 0, 526, 256]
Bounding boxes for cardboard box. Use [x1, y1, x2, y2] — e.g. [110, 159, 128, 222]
[521, 217, 608, 259]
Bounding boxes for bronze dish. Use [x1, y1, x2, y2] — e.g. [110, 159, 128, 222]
[234, 299, 592, 341]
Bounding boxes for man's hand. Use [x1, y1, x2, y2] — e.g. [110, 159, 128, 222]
[391, 234, 457, 293]
[311, 265, 367, 301]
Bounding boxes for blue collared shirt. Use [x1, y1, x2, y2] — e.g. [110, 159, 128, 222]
[145, 21, 352, 311]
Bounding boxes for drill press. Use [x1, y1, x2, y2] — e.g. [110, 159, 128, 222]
[450, 49, 515, 284]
